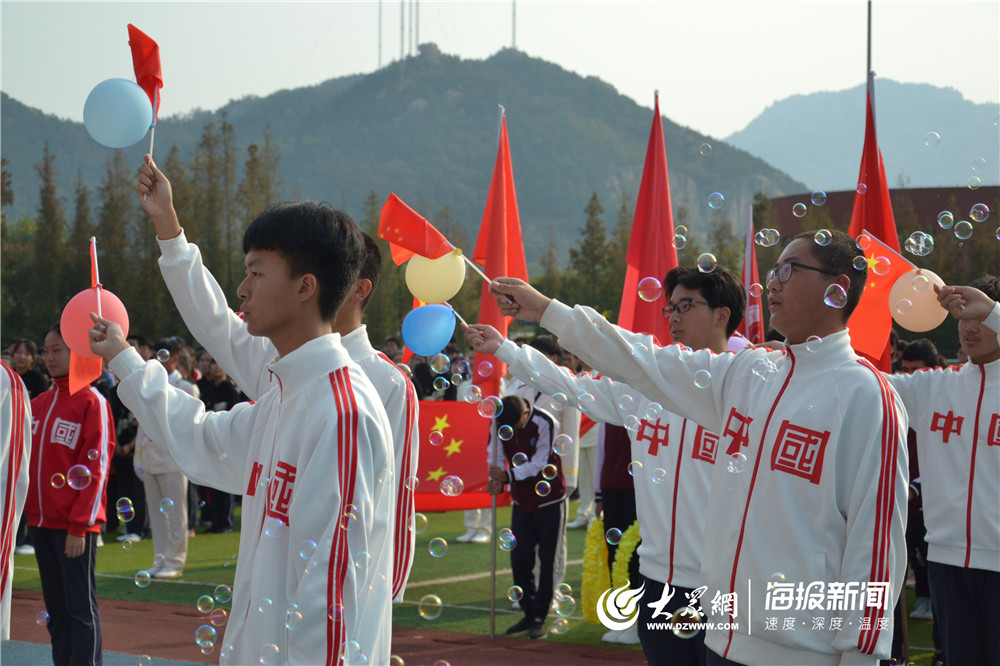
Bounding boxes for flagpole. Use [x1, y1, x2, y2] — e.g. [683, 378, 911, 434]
[866, 0, 872, 78]
[90, 237, 103, 318]
[489, 421, 499, 641]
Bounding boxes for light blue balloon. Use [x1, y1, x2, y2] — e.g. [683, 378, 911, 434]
[402, 304, 456, 357]
[83, 78, 152, 149]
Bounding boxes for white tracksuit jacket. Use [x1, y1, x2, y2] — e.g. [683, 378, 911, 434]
[496, 339, 715, 589]
[884, 302, 1000, 573]
[540, 300, 908, 666]
[111, 336, 394, 666]
[156, 232, 418, 602]
[1, 363, 31, 641]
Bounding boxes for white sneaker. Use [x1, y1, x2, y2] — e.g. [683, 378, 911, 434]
[567, 516, 591, 529]
[618, 624, 640, 644]
[153, 568, 183, 579]
[116, 533, 142, 542]
[601, 629, 622, 643]
[455, 529, 478, 543]
[96, 535, 104, 547]
[470, 530, 491, 544]
[14, 544, 35, 556]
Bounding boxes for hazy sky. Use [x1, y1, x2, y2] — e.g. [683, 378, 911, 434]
[2, 1, 998, 139]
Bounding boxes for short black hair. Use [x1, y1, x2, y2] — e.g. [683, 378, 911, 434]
[969, 275, 1000, 302]
[496, 395, 528, 430]
[126, 334, 148, 349]
[791, 230, 866, 319]
[45, 322, 62, 340]
[10, 338, 38, 358]
[153, 337, 184, 356]
[529, 335, 562, 359]
[359, 234, 383, 311]
[902, 338, 945, 368]
[663, 265, 746, 337]
[243, 201, 365, 321]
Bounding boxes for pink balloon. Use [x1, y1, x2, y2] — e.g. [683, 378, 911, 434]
[59, 288, 129, 358]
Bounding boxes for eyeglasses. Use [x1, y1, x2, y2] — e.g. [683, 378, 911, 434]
[766, 261, 839, 285]
[662, 298, 709, 318]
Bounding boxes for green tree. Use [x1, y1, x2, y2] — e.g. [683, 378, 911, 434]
[534, 227, 563, 302]
[191, 119, 224, 278]
[28, 143, 68, 336]
[706, 210, 742, 273]
[63, 174, 93, 298]
[94, 152, 135, 314]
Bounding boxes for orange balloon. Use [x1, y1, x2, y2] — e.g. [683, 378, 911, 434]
[889, 269, 947, 333]
[60, 288, 129, 359]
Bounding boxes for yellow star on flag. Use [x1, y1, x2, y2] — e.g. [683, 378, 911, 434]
[444, 438, 463, 457]
[433, 414, 451, 432]
[426, 466, 447, 482]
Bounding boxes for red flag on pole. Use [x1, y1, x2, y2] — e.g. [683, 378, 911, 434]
[378, 193, 453, 265]
[617, 92, 678, 343]
[739, 207, 764, 344]
[846, 73, 902, 371]
[472, 111, 528, 399]
[127, 24, 163, 123]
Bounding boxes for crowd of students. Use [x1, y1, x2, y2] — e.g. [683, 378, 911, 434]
[1, 152, 997, 666]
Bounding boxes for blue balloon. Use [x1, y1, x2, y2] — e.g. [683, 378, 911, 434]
[402, 304, 456, 357]
[83, 78, 153, 149]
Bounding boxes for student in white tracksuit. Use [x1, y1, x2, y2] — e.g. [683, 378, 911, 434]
[467, 263, 746, 664]
[92, 198, 395, 665]
[137, 157, 419, 603]
[882, 279, 1000, 665]
[487, 231, 908, 665]
[1, 362, 31, 641]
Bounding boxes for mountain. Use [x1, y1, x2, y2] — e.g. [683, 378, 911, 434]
[1, 46, 806, 268]
[725, 79, 999, 192]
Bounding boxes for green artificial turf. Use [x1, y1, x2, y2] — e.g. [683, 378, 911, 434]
[12, 501, 938, 661]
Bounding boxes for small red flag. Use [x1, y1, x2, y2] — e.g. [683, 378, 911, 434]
[617, 93, 678, 343]
[739, 208, 764, 344]
[847, 232, 914, 363]
[846, 74, 903, 370]
[127, 24, 163, 123]
[472, 112, 528, 399]
[378, 194, 452, 265]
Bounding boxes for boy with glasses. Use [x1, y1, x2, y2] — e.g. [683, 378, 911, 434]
[486, 229, 908, 665]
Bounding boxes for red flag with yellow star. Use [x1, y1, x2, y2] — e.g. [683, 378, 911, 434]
[846, 73, 904, 370]
[414, 401, 509, 511]
[846, 231, 913, 362]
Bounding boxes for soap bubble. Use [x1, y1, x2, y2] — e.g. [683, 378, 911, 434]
[195, 624, 217, 648]
[693, 369, 712, 389]
[498, 528, 517, 551]
[534, 480, 551, 497]
[263, 516, 285, 538]
[413, 513, 428, 534]
[637, 277, 663, 302]
[554, 595, 576, 618]
[697, 253, 717, 274]
[643, 403, 663, 420]
[937, 211, 955, 229]
[432, 377, 449, 391]
[672, 234, 688, 249]
[477, 396, 502, 418]
[553, 434, 574, 456]
[748, 283, 763, 297]
[970, 203, 990, 223]
[542, 464, 558, 480]
[824, 284, 848, 308]
[512, 452, 529, 467]
[805, 336, 823, 353]
[66, 465, 92, 490]
[627, 460, 643, 477]
[726, 453, 748, 474]
[257, 644, 280, 665]
[463, 385, 483, 403]
[439, 475, 464, 497]
[896, 299, 913, 315]
[813, 229, 832, 247]
[87, 448, 99, 460]
[954, 221, 974, 240]
[428, 430, 445, 446]
[791, 203, 807, 218]
[618, 394, 634, 410]
[134, 570, 152, 588]
[810, 190, 827, 206]
[116, 497, 135, 522]
[156, 348, 170, 363]
[35, 610, 50, 626]
[577, 392, 596, 412]
[507, 585, 524, 602]
[853, 255, 868, 271]
[671, 606, 704, 639]
[50, 473, 66, 488]
[856, 183, 868, 195]
[967, 176, 981, 190]
[428, 538, 448, 558]
[923, 131, 941, 147]
[904, 231, 934, 257]
[550, 618, 569, 634]
[651, 467, 667, 484]
[298, 540, 318, 561]
[476, 361, 494, 378]
[430, 353, 450, 375]
[605, 528, 622, 545]
[548, 392, 568, 411]
[624, 414, 641, 432]
[498, 424, 514, 441]
[197, 595, 215, 613]
[871, 256, 891, 277]
[158, 498, 175, 514]
[708, 192, 725, 209]
[418, 594, 443, 620]
[699, 143, 712, 156]
[214, 584, 233, 603]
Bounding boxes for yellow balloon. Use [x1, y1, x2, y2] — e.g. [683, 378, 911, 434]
[405, 251, 467, 304]
[889, 268, 948, 332]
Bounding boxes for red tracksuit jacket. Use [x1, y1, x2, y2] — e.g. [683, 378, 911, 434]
[25, 376, 115, 536]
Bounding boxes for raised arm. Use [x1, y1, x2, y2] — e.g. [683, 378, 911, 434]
[137, 157, 274, 399]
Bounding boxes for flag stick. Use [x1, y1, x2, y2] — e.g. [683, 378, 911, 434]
[90, 237, 103, 318]
[462, 255, 491, 284]
[489, 420, 499, 640]
[446, 303, 468, 327]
